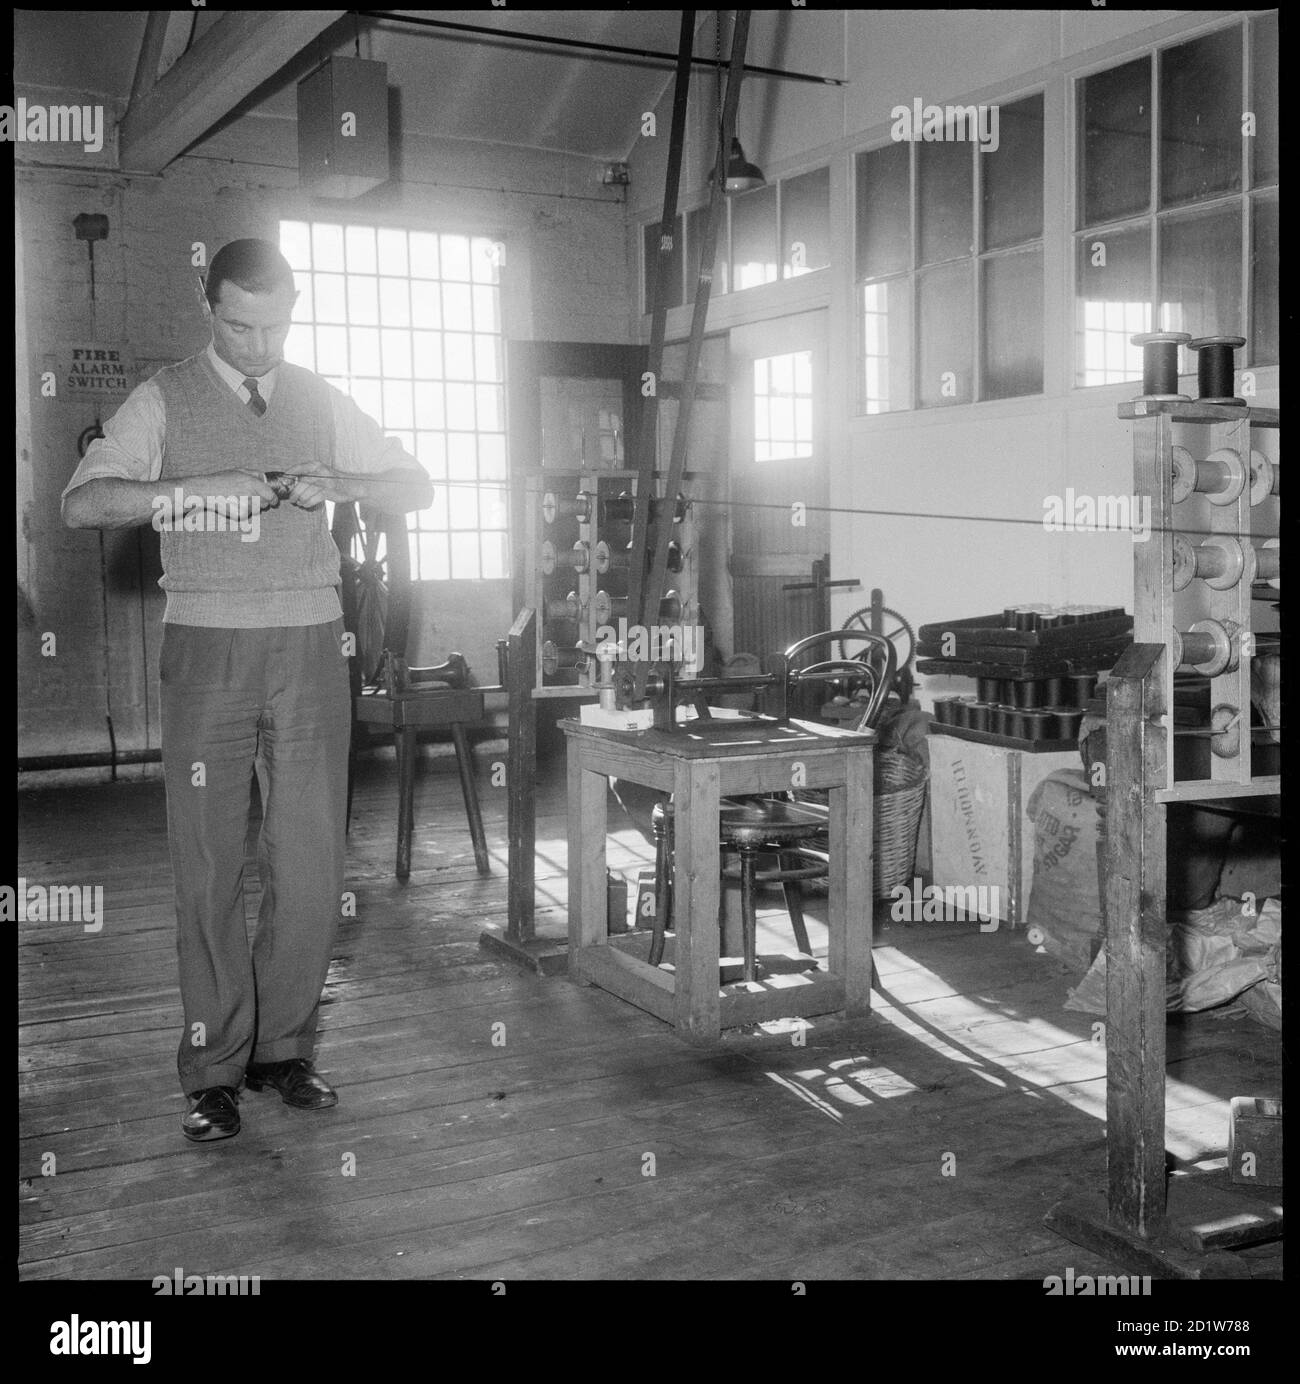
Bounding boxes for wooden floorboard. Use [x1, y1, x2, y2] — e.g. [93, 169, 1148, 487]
[18, 745, 1283, 1282]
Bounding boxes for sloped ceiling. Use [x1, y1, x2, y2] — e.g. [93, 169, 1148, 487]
[14, 8, 718, 163]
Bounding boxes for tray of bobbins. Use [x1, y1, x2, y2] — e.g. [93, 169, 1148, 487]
[916, 604, 1132, 679]
[930, 671, 1098, 753]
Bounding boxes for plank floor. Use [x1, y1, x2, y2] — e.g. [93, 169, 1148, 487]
[18, 740, 1283, 1282]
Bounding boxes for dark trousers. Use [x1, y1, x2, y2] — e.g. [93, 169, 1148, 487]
[159, 620, 351, 1095]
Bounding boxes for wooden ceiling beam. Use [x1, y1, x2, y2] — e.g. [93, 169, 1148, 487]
[119, 9, 346, 173]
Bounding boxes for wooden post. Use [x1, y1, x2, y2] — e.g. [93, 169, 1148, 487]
[480, 606, 567, 973]
[1104, 640, 1168, 1237]
[507, 608, 537, 943]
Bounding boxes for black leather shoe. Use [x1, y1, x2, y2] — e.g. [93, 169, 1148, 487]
[244, 1058, 337, 1109]
[182, 1086, 241, 1142]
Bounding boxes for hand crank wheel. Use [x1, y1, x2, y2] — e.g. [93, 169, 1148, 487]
[837, 605, 915, 701]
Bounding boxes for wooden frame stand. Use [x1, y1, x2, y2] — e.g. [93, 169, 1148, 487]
[1047, 399, 1282, 1275]
[562, 714, 874, 1042]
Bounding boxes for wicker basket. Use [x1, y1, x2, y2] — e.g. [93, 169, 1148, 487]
[871, 748, 929, 899]
[801, 748, 928, 900]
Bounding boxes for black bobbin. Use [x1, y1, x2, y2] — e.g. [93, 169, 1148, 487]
[1131, 331, 1191, 401]
[1187, 335, 1246, 407]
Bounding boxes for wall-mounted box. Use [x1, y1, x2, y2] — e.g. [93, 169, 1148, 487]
[297, 58, 389, 199]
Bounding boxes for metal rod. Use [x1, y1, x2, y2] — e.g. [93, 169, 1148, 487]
[634, 11, 749, 700]
[357, 10, 846, 85]
[625, 10, 695, 651]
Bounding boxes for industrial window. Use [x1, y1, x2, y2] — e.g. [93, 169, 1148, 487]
[1074, 12, 1278, 386]
[642, 163, 830, 311]
[753, 351, 813, 462]
[854, 92, 1045, 413]
[279, 220, 508, 580]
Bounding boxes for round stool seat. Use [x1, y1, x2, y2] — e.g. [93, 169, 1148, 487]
[653, 797, 823, 846]
[718, 799, 826, 848]
[647, 797, 823, 977]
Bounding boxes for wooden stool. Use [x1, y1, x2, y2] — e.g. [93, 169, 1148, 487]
[351, 652, 495, 881]
[649, 798, 827, 982]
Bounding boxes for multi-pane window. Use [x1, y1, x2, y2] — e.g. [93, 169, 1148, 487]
[855, 93, 1045, 412]
[753, 352, 813, 462]
[279, 220, 508, 580]
[642, 164, 830, 311]
[1074, 14, 1278, 386]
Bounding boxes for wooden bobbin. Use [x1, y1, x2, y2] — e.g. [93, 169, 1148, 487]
[594, 540, 627, 574]
[594, 538, 684, 575]
[1187, 335, 1246, 407]
[540, 539, 590, 575]
[541, 491, 591, 525]
[1171, 534, 1247, 591]
[600, 492, 688, 526]
[1249, 450, 1280, 504]
[541, 640, 588, 676]
[593, 588, 684, 626]
[1210, 704, 1242, 759]
[1131, 331, 1191, 401]
[1170, 445, 1246, 505]
[543, 593, 585, 623]
[1172, 618, 1239, 676]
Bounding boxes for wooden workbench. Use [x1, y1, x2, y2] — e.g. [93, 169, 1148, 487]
[562, 711, 874, 1040]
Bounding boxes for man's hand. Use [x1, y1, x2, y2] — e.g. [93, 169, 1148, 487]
[201, 470, 282, 512]
[284, 474, 359, 510]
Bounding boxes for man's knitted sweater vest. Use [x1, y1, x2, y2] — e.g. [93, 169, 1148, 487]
[154, 352, 342, 627]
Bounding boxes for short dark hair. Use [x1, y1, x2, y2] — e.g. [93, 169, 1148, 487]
[204, 238, 296, 308]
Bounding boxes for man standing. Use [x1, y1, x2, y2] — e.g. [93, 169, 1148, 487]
[62, 238, 432, 1142]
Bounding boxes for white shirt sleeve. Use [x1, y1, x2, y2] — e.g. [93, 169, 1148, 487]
[61, 379, 166, 497]
[327, 385, 429, 481]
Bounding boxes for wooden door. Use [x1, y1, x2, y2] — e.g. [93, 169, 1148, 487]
[728, 311, 831, 669]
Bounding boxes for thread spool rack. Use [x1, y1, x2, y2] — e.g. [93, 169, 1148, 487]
[526, 470, 701, 698]
[1048, 328, 1282, 1269]
[1119, 396, 1280, 793]
[1049, 365, 1281, 1268]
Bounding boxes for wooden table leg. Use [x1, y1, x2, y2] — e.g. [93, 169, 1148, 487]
[452, 723, 491, 877]
[672, 757, 721, 1040]
[395, 725, 417, 882]
[566, 743, 608, 966]
[832, 747, 873, 1015]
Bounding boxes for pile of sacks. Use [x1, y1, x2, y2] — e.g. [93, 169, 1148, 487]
[1064, 895, 1281, 1030]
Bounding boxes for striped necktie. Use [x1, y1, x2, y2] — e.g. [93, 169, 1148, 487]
[243, 377, 267, 417]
